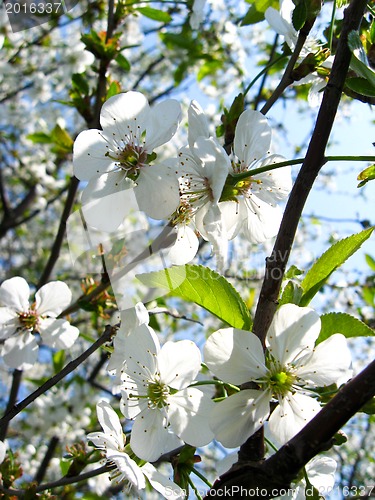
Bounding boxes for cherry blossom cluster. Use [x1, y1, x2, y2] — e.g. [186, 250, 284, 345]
[85, 302, 352, 497]
[73, 90, 292, 268]
[0, 277, 79, 369]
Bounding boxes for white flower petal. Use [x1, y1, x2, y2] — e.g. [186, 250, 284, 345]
[73, 129, 113, 181]
[306, 456, 337, 491]
[200, 203, 228, 271]
[210, 389, 270, 448]
[166, 225, 199, 265]
[96, 400, 125, 448]
[296, 334, 352, 386]
[241, 197, 282, 243]
[267, 304, 321, 366]
[2, 331, 39, 370]
[146, 99, 182, 150]
[100, 91, 150, 138]
[135, 164, 180, 220]
[81, 174, 136, 231]
[142, 462, 185, 499]
[108, 319, 155, 375]
[158, 340, 201, 389]
[251, 155, 292, 204]
[234, 110, 271, 166]
[265, 6, 295, 37]
[0, 308, 20, 339]
[204, 328, 267, 385]
[130, 409, 182, 462]
[0, 276, 30, 312]
[39, 318, 79, 349]
[188, 100, 210, 148]
[0, 440, 6, 464]
[35, 281, 72, 316]
[87, 431, 121, 453]
[168, 388, 214, 446]
[109, 452, 146, 490]
[269, 392, 321, 445]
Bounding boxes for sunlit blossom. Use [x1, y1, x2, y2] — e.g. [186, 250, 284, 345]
[204, 304, 352, 447]
[119, 326, 214, 462]
[73, 91, 181, 231]
[0, 277, 79, 370]
[87, 400, 184, 498]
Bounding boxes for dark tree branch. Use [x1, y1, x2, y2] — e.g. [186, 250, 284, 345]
[0, 325, 116, 434]
[206, 358, 375, 498]
[37, 176, 80, 289]
[214, 0, 369, 486]
[252, 0, 368, 347]
[0, 369, 22, 441]
[0, 465, 114, 496]
[260, 19, 315, 115]
[34, 436, 60, 484]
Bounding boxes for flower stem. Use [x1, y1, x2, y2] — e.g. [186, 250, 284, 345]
[229, 155, 375, 182]
[191, 467, 213, 488]
[188, 475, 203, 500]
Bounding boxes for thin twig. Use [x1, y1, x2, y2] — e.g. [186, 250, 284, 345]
[0, 325, 116, 434]
[0, 369, 23, 441]
[260, 20, 315, 115]
[34, 436, 60, 484]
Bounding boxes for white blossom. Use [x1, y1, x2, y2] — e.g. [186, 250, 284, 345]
[204, 304, 352, 447]
[0, 277, 79, 370]
[73, 91, 181, 231]
[119, 326, 214, 461]
[218, 109, 292, 244]
[87, 400, 185, 498]
[169, 100, 230, 267]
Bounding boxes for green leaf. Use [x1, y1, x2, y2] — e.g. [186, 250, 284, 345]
[50, 124, 74, 155]
[365, 253, 375, 271]
[360, 397, 375, 415]
[136, 7, 172, 23]
[106, 80, 121, 100]
[115, 53, 131, 72]
[284, 264, 304, 279]
[279, 280, 304, 306]
[26, 132, 52, 144]
[357, 164, 375, 187]
[72, 73, 90, 95]
[137, 265, 252, 330]
[300, 227, 374, 306]
[52, 350, 65, 374]
[348, 31, 375, 88]
[292, 0, 307, 31]
[241, 0, 279, 25]
[241, 5, 265, 25]
[317, 312, 375, 344]
[346, 77, 375, 97]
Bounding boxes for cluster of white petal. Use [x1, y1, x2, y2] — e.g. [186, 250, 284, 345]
[204, 304, 352, 447]
[0, 276, 79, 369]
[114, 305, 214, 462]
[87, 400, 185, 498]
[73, 91, 292, 269]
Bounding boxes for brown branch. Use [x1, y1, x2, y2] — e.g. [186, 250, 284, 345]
[34, 436, 60, 484]
[252, 0, 368, 347]
[0, 464, 114, 496]
[260, 19, 315, 115]
[0, 369, 22, 441]
[210, 0, 369, 486]
[206, 358, 375, 498]
[0, 325, 116, 434]
[37, 176, 80, 289]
